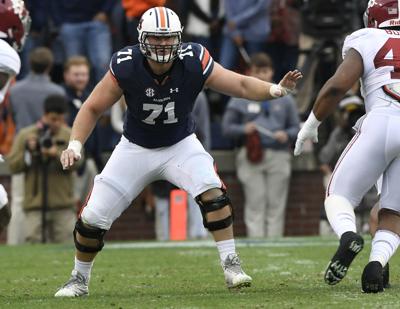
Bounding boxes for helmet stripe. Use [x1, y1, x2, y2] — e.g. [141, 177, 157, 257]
[158, 7, 166, 28]
[165, 7, 170, 28]
[154, 7, 159, 28]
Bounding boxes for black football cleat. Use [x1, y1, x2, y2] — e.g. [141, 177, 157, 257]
[362, 261, 384, 293]
[324, 231, 364, 285]
[383, 263, 390, 289]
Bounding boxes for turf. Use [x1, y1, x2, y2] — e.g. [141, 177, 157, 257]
[1, 236, 399, 308]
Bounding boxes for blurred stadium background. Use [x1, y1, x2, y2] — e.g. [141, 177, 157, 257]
[2, 0, 394, 306]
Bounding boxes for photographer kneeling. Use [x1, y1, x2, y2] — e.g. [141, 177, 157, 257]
[7, 95, 80, 243]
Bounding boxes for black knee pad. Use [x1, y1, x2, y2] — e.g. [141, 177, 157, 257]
[196, 193, 233, 231]
[73, 218, 107, 253]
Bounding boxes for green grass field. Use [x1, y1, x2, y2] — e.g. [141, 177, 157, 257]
[1, 236, 399, 309]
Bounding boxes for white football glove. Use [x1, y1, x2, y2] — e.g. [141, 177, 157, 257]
[67, 140, 82, 160]
[61, 140, 82, 170]
[269, 84, 290, 98]
[269, 70, 303, 98]
[294, 112, 321, 156]
[0, 184, 8, 208]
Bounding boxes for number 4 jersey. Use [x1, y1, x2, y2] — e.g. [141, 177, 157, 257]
[109, 43, 214, 148]
[343, 28, 400, 112]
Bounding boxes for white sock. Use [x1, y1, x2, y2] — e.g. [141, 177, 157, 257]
[369, 230, 400, 267]
[74, 257, 94, 281]
[216, 239, 236, 262]
[325, 195, 356, 238]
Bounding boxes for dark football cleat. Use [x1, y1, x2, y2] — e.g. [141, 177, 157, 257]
[383, 263, 390, 289]
[324, 231, 364, 285]
[362, 261, 384, 293]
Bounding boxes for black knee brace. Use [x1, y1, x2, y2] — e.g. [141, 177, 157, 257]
[196, 193, 233, 231]
[73, 218, 107, 253]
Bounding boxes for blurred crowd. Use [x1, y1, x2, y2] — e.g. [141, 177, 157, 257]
[1, 0, 376, 243]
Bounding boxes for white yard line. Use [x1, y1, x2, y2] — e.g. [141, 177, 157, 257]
[105, 237, 368, 250]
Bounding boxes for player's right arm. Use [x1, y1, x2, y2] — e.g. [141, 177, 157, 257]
[312, 49, 363, 121]
[294, 48, 363, 156]
[61, 71, 123, 169]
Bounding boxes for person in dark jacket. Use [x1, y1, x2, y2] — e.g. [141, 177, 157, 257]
[55, 0, 114, 83]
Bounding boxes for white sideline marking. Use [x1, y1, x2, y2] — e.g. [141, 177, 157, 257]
[105, 238, 348, 250]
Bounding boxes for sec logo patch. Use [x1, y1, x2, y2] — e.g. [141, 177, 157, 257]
[145, 87, 155, 97]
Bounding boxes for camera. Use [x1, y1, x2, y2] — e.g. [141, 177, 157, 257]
[301, 0, 360, 39]
[38, 127, 53, 149]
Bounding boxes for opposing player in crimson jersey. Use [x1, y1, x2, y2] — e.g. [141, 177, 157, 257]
[0, 0, 30, 233]
[295, 0, 400, 293]
[55, 7, 302, 297]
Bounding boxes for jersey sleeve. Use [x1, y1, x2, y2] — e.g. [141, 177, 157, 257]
[190, 43, 215, 80]
[109, 46, 135, 88]
[0, 39, 21, 75]
[342, 28, 371, 60]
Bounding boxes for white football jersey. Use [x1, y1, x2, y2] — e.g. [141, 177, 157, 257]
[343, 28, 400, 111]
[0, 39, 20, 104]
[0, 39, 20, 75]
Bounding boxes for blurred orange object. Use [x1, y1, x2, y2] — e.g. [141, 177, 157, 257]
[122, 0, 166, 19]
[169, 189, 187, 241]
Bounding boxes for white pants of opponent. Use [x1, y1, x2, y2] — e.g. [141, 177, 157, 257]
[81, 134, 222, 230]
[328, 106, 400, 212]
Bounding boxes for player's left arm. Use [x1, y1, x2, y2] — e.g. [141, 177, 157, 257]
[205, 62, 302, 101]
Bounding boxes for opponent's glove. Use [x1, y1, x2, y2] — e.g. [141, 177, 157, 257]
[294, 112, 321, 156]
[0, 156, 7, 208]
[0, 184, 8, 208]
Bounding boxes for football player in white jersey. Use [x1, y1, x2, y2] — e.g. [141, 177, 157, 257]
[0, 0, 30, 233]
[54, 6, 302, 297]
[295, 0, 400, 293]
